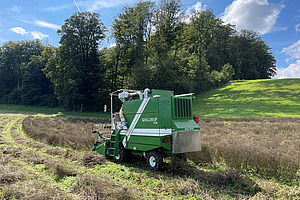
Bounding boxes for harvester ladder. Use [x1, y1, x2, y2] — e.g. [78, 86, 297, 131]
[109, 129, 120, 156]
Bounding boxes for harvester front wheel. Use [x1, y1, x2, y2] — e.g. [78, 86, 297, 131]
[114, 143, 128, 163]
[147, 151, 163, 170]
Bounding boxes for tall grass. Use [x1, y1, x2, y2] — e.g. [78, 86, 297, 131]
[189, 118, 300, 181]
[22, 116, 110, 150]
[22, 116, 300, 182]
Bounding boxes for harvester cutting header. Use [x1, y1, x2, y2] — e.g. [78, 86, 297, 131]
[93, 88, 201, 170]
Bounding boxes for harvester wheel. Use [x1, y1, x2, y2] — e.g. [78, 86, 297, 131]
[114, 143, 128, 163]
[146, 151, 163, 170]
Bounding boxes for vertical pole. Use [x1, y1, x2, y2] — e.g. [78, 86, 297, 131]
[111, 94, 113, 129]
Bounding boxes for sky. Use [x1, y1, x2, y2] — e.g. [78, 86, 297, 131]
[0, 0, 299, 78]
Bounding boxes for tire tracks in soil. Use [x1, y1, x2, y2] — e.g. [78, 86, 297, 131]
[0, 114, 79, 199]
[0, 114, 132, 199]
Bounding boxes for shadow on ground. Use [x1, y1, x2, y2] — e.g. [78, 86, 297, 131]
[122, 156, 261, 199]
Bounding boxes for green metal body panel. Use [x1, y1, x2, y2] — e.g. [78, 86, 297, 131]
[124, 97, 159, 129]
[120, 89, 199, 154]
[108, 129, 120, 156]
[95, 142, 110, 158]
[172, 119, 200, 131]
[119, 135, 169, 152]
[100, 89, 200, 159]
[124, 99, 142, 114]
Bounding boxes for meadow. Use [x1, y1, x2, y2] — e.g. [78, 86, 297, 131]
[193, 79, 300, 118]
[0, 114, 298, 199]
[1, 78, 300, 199]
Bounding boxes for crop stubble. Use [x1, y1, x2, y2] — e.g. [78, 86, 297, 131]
[189, 117, 300, 181]
[2, 115, 299, 199]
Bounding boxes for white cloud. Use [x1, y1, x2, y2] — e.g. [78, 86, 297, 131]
[44, 4, 72, 12]
[10, 27, 27, 35]
[31, 31, 49, 40]
[274, 60, 300, 79]
[35, 20, 60, 30]
[186, 2, 206, 14]
[221, 0, 285, 35]
[109, 43, 116, 48]
[10, 5, 22, 13]
[184, 2, 208, 24]
[78, 0, 135, 11]
[44, 0, 138, 12]
[276, 41, 300, 78]
[282, 40, 300, 60]
[296, 23, 300, 32]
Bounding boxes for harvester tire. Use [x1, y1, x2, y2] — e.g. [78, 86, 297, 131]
[147, 151, 163, 171]
[114, 143, 128, 163]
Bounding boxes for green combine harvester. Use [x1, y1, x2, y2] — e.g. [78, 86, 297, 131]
[93, 88, 201, 170]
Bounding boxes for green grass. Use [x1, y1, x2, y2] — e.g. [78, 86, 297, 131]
[193, 78, 300, 118]
[0, 104, 110, 118]
[1, 78, 299, 119]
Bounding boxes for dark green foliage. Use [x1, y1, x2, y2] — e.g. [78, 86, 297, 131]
[22, 47, 57, 106]
[107, 1, 276, 94]
[111, 1, 155, 89]
[0, 0, 277, 111]
[44, 12, 106, 111]
[0, 40, 53, 106]
[229, 30, 276, 80]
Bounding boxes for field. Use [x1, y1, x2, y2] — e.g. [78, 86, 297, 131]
[0, 114, 299, 199]
[0, 104, 110, 119]
[0, 79, 300, 199]
[194, 79, 300, 118]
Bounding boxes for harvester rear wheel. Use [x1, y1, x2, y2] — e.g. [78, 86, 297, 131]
[146, 151, 163, 171]
[114, 143, 128, 163]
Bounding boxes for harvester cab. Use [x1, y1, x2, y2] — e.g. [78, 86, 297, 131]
[93, 88, 201, 170]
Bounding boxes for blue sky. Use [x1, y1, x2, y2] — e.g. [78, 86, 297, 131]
[0, 0, 299, 78]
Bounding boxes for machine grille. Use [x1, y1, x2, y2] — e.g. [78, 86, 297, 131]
[174, 98, 192, 118]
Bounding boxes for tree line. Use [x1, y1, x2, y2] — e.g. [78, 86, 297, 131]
[0, 0, 276, 111]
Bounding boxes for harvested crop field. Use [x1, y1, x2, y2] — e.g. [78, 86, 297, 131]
[1, 114, 300, 199]
[190, 118, 300, 181]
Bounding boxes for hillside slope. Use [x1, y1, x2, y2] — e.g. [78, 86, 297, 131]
[193, 78, 300, 118]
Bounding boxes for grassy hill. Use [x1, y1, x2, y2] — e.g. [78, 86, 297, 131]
[193, 78, 300, 118]
[1, 78, 299, 119]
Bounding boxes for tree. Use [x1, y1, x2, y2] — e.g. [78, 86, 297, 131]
[149, 0, 185, 92]
[22, 46, 56, 106]
[0, 40, 44, 103]
[44, 12, 106, 111]
[228, 30, 276, 79]
[179, 10, 218, 92]
[112, 1, 155, 89]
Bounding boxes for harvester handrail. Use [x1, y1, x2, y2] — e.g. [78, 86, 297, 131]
[109, 89, 141, 96]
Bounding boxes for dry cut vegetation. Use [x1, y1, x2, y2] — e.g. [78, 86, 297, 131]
[4, 115, 299, 199]
[22, 116, 110, 150]
[23, 116, 300, 182]
[189, 118, 300, 181]
[0, 114, 133, 199]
